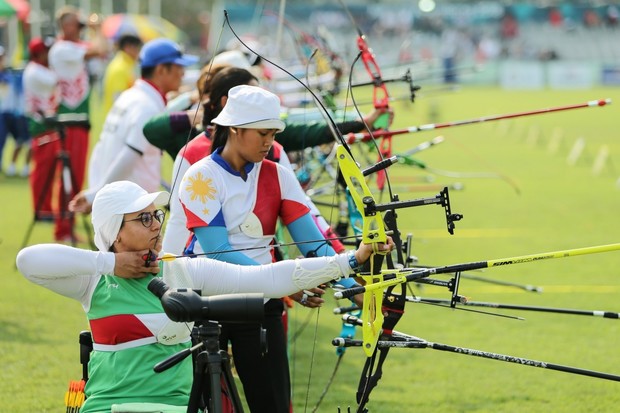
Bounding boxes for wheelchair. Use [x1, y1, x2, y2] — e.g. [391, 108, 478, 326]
[69, 327, 242, 413]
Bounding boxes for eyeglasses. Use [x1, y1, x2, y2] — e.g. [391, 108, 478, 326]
[123, 209, 165, 228]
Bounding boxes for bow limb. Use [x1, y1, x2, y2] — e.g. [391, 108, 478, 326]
[356, 35, 391, 130]
[337, 0, 398, 194]
[337, 0, 391, 131]
[354, 35, 393, 193]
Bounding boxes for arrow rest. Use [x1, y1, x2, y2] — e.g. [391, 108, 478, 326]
[404, 233, 418, 267]
[448, 271, 468, 308]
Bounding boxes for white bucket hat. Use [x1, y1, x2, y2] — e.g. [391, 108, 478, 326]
[91, 181, 169, 252]
[211, 85, 285, 132]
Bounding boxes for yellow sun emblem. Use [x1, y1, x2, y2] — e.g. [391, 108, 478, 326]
[185, 172, 217, 204]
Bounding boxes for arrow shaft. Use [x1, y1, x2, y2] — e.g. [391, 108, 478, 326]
[346, 99, 612, 142]
[431, 243, 620, 276]
[408, 297, 620, 319]
[486, 243, 620, 268]
[336, 243, 620, 298]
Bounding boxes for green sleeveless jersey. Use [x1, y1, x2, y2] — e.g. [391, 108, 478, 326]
[81, 274, 192, 413]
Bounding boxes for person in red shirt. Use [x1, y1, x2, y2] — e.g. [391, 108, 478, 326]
[23, 37, 61, 224]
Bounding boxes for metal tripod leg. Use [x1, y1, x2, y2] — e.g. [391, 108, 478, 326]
[220, 350, 244, 412]
[187, 322, 245, 413]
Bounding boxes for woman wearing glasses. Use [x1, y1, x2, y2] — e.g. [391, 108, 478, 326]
[16, 180, 391, 413]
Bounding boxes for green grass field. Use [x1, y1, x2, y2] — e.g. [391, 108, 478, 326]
[2, 85, 620, 412]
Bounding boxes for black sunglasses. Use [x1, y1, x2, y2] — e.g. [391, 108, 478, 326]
[123, 209, 165, 228]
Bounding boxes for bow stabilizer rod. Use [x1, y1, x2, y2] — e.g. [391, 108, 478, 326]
[334, 337, 620, 382]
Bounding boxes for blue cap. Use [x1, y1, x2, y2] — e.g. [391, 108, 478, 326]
[139, 38, 199, 68]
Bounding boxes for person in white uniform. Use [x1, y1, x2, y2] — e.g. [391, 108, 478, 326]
[69, 38, 198, 214]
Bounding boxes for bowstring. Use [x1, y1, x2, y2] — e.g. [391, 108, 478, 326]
[229, 8, 413, 411]
[148, 18, 227, 257]
[221, 11, 373, 412]
[147, 21, 227, 340]
[223, 11, 351, 157]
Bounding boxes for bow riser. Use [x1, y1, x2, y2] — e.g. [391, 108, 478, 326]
[337, 145, 387, 357]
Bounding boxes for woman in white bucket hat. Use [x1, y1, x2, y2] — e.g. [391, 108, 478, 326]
[178, 84, 367, 412]
[16, 180, 392, 413]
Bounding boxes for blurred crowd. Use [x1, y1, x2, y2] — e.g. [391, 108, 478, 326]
[3, 2, 619, 228]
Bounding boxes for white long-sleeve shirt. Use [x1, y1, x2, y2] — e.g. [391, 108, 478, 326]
[16, 244, 353, 310]
[85, 79, 165, 203]
[17, 243, 356, 412]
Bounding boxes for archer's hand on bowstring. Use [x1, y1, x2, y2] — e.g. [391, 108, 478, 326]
[68, 190, 92, 214]
[113, 249, 160, 279]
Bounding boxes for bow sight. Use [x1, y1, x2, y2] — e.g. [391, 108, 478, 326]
[359, 156, 463, 234]
[361, 158, 462, 236]
[361, 186, 463, 236]
[350, 68, 421, 103]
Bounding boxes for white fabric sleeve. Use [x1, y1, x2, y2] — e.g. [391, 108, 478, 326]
[185, 253, 352, 297]
[16, 244, 114, 302]
[29, 65, 58, 92]
[162, 155, 192, 255]
[125, 106, 159, 153]
[86, 140, 103, 190]
[165, 92, 193, 112]
[277, 163, 311, 206]
[84, 145, 141, 203]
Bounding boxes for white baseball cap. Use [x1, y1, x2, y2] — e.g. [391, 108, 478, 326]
[211, 85, 285, 132]
[211, 50, 251, 69]
[91, 181, 169, 251]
